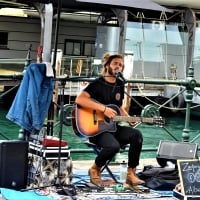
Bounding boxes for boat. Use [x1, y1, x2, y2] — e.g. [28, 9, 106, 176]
[1, 1, 200, 139]
[0, 0, 199, 151]
[0, 1, 200, 198]
[0, 0, 200, 117]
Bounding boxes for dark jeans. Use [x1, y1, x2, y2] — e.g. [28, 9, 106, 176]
[89, 125, 143, 168]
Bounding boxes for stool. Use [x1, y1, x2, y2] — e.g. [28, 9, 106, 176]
[84, 141, 122, 183]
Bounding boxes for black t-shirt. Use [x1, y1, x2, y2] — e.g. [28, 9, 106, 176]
[84, 76, 125, 107]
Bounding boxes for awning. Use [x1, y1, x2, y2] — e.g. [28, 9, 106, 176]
[76, 0, 173, 12]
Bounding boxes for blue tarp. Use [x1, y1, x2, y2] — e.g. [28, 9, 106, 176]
[0, 188, 54, 200]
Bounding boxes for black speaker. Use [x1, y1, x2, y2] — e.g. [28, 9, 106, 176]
[156, 140, 198, 167]
[0, 140, 28, 190]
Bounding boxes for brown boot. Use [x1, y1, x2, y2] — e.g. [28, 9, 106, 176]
[126, 167, 145, 186]
[88, 163, 102, 186]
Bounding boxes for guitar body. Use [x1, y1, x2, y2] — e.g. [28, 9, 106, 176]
[71, 102, 164, 138]
[72, 104, 120, 138]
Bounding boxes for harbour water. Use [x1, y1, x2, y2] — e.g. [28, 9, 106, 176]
[0, 104, 200, 161]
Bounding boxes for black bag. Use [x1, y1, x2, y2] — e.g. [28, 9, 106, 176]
[137, 165, 180, 190]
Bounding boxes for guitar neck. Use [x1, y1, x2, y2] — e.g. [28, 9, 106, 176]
[113, 116, 153, 124]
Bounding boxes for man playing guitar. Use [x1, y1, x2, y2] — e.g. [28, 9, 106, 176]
[75, 53, 145, 186]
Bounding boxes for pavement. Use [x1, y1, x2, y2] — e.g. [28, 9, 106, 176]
[72, 158, 160, 172]
[71, 158, 178, 200]
[0, 158, 178, 200]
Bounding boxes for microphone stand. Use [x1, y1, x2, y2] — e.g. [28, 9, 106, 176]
[116, 71, 127, 84]
[54, 78, 66, 186]
[116, 73, 143, 111]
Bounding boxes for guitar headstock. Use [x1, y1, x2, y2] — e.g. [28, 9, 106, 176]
[153, 116, 165, 127]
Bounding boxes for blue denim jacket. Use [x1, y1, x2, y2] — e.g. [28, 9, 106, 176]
[6, 63, 54, 133]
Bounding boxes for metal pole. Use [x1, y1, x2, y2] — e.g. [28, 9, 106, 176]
[182, 66, 196, 141]
[182, 8, 196, 142]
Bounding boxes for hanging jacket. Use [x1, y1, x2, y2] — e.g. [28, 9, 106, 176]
[6, 63, 54, 133]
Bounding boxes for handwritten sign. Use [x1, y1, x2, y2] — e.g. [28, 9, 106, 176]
[177, 159, 200, 196]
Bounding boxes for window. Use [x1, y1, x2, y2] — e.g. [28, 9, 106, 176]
[64, 39, 95, 56]
[83, 41, 95, 56]
[64, 39, 81, 55]
[0, 32, 8, 49]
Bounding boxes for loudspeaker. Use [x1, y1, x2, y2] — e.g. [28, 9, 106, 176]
[0, 140, 28, 190]
[156, 140, 198, 167]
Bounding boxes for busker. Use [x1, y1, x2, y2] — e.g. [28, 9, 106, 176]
[75, 53, 145, 186]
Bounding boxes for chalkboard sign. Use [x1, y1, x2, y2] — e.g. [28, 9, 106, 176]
[177, 159, 200, 196]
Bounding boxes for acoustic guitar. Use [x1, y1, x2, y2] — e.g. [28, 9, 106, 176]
[71, 103, 165, 138]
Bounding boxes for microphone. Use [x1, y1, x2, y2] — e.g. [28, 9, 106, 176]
[116, 71, 126, 83]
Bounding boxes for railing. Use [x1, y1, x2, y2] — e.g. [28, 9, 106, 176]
[0, 58, 27, 64]
[58, 64, 200, 143]
[1, 56, 200, 143]
[60, 56, 96, 77]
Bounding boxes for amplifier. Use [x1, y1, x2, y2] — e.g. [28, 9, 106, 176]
[156, 140, 198, 167]
[0, 140, 28, 190]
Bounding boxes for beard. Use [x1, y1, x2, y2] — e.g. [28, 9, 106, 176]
[107, 66, 116, 77]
